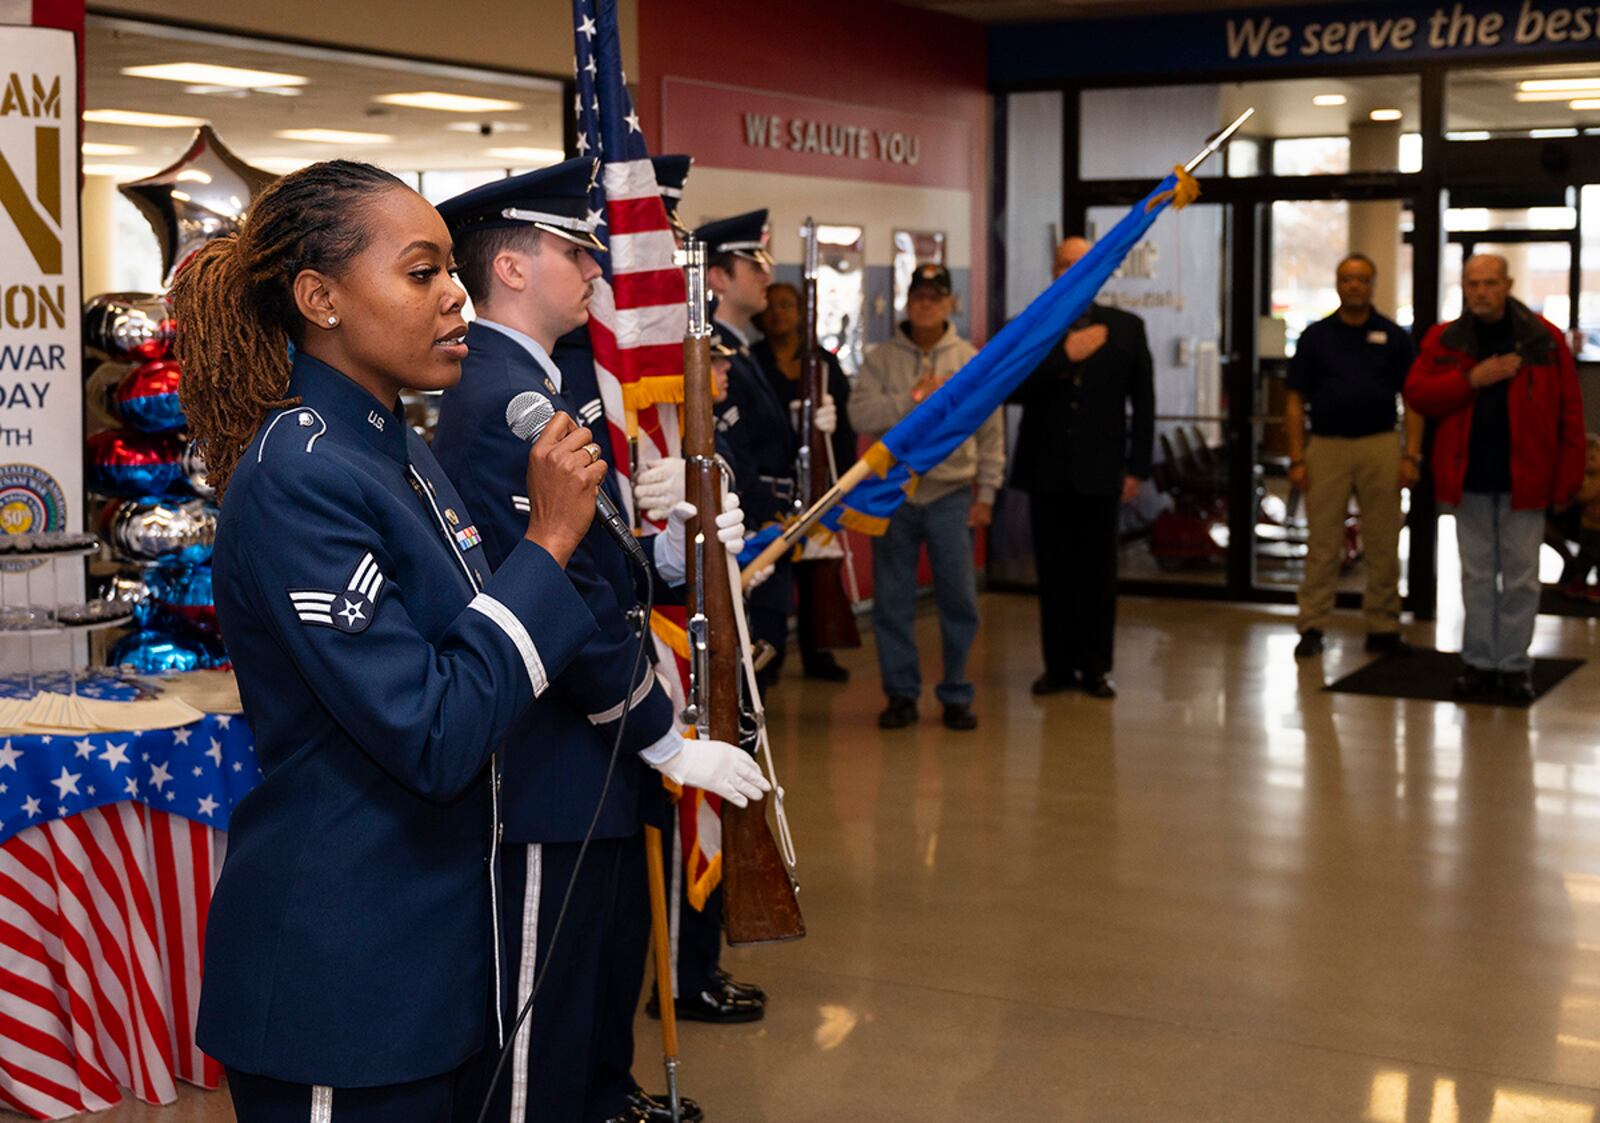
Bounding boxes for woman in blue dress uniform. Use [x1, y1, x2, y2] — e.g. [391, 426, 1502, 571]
[168, 160, 609, 1122]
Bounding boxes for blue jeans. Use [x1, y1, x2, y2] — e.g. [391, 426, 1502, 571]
[1452, 492, 1544, 673]
[870, 489, 980, 705]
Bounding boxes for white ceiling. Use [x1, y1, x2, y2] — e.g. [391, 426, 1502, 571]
[83, 16, 567, 181]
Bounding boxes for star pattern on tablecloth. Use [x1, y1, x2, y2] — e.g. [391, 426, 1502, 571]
[0, 705, 260, 847]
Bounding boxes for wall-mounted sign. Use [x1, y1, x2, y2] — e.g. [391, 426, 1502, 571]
[661, 77, 971, 190]
[0, 26, 81, 535]
[992, 0, 1600, 84]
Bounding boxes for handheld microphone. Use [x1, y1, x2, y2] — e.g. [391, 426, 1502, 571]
[506, 390, 649, 569]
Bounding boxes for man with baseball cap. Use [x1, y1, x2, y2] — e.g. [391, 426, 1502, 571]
[849, 263, 1002, 731]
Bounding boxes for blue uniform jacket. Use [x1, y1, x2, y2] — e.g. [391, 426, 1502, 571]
[714, 321, 795, 612]
[552, 325, 616, 471]
[433, 322, 675, 844]
[199, 352, 596, 1087]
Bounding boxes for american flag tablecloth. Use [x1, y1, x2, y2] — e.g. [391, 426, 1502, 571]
[0, 712, 258, 1119]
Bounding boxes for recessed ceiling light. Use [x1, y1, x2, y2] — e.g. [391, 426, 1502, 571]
[1573, 99, 1600, 110]
[1519, 77, 1600, 91]
[122, 62, 307, 88]
[1369, 108, 1403, 122]
[1312, 94, 1347, 107]
[1516, 89, 1600, 102]
[445, 120, 530, 135]
[1529, 127, 1579, 138]
[275, 128, 394, 145]
[83, 109, 206, 128]
[375, 91, 523, 113]
[84, 164, 158, 178]
[485, 146, 565, 165]
[1446, 130, 1492, 141]
[82, 142, 138, 156]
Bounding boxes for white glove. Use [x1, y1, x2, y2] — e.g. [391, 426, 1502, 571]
[815, 394, 837, 435]
[744, 564, 774, 591]
[657, 495, 748, 586]
[713, 490, 747, 555]
[635, 457, 686, 522]
[788, 396, 838, 436]
[655, 737, 770, 807]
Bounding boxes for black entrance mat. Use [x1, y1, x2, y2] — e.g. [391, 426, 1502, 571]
[1324, 649, 1584, 706]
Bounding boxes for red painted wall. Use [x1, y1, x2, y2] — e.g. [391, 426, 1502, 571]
[638, 0, 990, 606]
[636, 0, 990, 341]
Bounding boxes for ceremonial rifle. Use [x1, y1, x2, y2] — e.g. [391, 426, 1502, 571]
[795, 218, 861, 651]
[681, 238, 805, 945]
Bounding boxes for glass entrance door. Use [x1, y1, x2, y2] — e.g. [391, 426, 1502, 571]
[1084, 201, 1230, 588]
[1252, 196, 1416, 596]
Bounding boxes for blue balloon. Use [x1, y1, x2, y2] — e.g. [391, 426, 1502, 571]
[108, 629, 203, 674]
[88, 430, 184, 500]
[115, 360, 186, 433]
[156, 564, 218, 634]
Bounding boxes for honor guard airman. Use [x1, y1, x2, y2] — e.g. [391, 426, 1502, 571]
[695, 210, 799, 694]
[431, 160, 766, 1123]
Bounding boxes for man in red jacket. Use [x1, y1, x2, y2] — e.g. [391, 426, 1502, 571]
[1403, 254, 1585, 703]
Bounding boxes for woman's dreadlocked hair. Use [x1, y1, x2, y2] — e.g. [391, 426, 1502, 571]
[169, 160, 406, 499]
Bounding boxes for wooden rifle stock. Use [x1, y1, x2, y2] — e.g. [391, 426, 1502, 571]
[682, 240, 805, 946]
[796, 219, 860, 652]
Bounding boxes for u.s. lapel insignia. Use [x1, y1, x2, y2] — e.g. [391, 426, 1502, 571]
[287, 552, 385, 634]
[543, 376, 558, 396]
[445, 508, 460, 526]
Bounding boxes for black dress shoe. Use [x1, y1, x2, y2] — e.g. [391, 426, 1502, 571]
[715, 967, 766, 1002]
[1083, 673, 1117, 699]
[1294, 628, 1324, 658]
[1031, 672, 1075, 695]
[619, 1088, 704, 1123]
[941, 702, 978, 730]
[647, 985, 765, 1023]
[802, 655, 851, 682]
[1452, 664, 1495, 698]
[878, 696, 917, 729]
[1501, 669, 1536, 705]
[1364, 632, 1413, 657]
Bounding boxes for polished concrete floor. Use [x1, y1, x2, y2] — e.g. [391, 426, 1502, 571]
[50, 592, 1600, 1121]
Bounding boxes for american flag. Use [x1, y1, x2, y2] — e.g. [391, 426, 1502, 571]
[572, 0, 727, 902]
[572, 0, 687, 516]
[0, 804, 224, 1118]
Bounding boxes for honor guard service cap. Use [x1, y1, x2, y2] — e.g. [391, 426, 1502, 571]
[651, 154, 693, 237]
[693, 209, 774, 270]
[437, 157, 606, 252]
[908, 262, 953, 297]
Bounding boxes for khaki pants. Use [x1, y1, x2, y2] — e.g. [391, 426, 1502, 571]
[1296, 431, 1403, 635]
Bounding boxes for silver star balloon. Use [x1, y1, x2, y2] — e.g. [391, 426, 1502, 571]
[118, 125, 276, 285]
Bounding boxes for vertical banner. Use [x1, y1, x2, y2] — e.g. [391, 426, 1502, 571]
[0, 26, 82, 539]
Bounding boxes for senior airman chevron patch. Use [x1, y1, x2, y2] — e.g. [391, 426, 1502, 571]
[288, 552, 385, 633]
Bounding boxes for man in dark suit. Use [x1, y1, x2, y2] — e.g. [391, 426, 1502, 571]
[1012, 236, 1155, 700]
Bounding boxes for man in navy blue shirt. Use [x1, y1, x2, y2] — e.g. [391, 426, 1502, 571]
[1286, 253, 1422, 660]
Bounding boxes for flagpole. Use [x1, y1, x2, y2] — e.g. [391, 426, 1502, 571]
[738, 111, 1255, 589]
[644, 824, 683, 1123]
[740, 460, 874, 588]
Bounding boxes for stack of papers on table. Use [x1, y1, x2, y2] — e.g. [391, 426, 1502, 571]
[0, 691, 207, 735]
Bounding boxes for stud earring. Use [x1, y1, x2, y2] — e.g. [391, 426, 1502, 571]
[327, 315, 339, 326]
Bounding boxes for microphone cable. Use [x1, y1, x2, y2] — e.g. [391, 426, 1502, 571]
[474, 556, 655, 1123]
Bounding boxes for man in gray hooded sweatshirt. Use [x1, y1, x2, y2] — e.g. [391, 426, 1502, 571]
[850, 264, 1005, 731]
